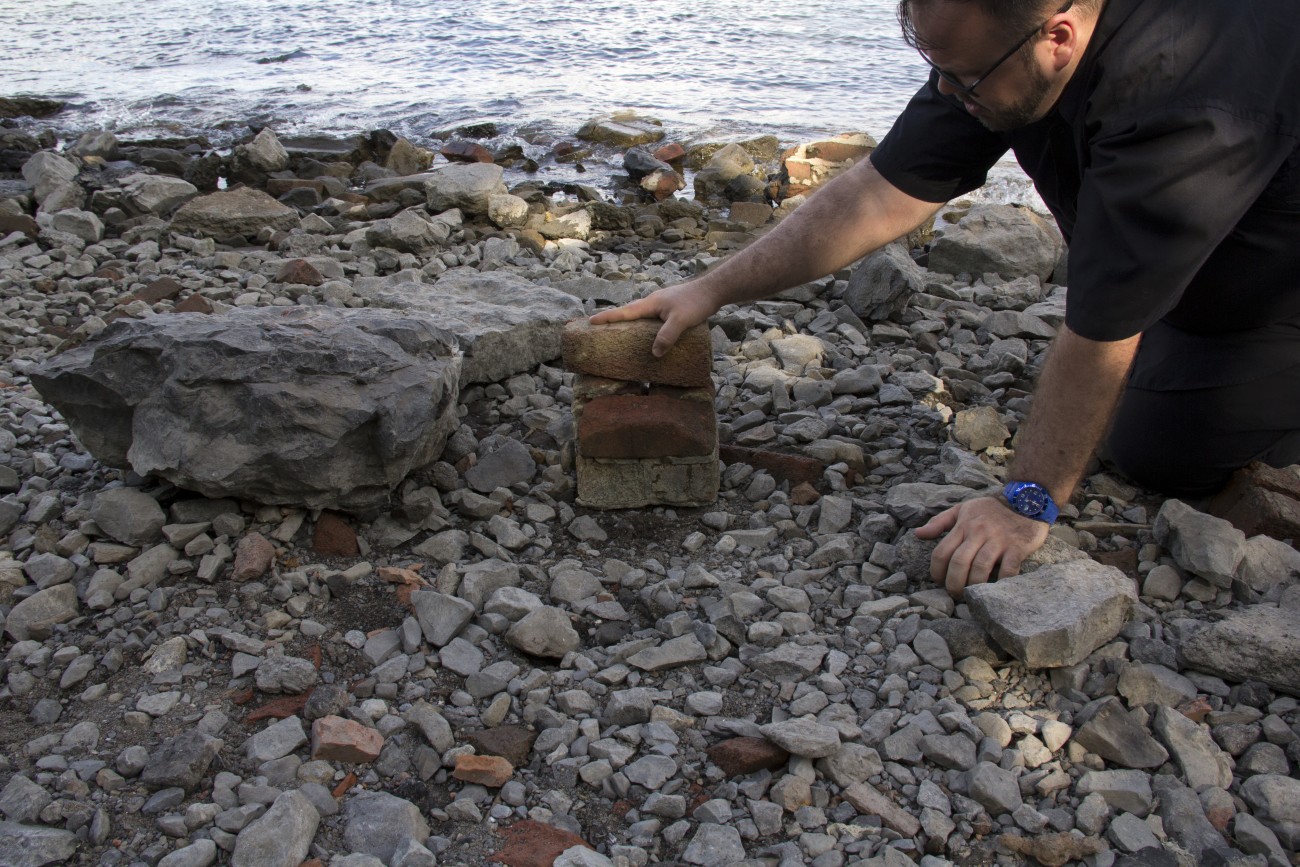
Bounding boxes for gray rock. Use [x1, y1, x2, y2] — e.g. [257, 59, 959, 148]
[952, 405, 1010, 452]
[0, 821, 79, 867]
[140, 729, 223, 793]
[255, 656, 317, 694]
[354, 268, 582, 385]
[424, 163, 506, 216]
[32, 307, 462, 512]
[681, 823, 746, 866]
[1241, 774, 1300, 849]
[1232, 812, 1289, 862]
[90, 487, 165, 546]
[0, 775, 51, 823]
[1179, 606, 1300, 695]
[465, 439, 536, 493]
[1076, 769, 1155, 816]
[242, 128, 289, 172]
[47, 208, 103, 244]
[506, 606, 580, 658]
[1117, 663, 1198, 708]
[919, 733, 977, 770]
[623, 755, 679, 790]
[244, 716, 307, 763]
[157, 838, 217, 867]
[21, 150, 82, 210]
[366, 207, 452, 253]
[966, 761, 1022, 815]
[21, 553, 74, 590]
[406, 702, 454, 753]
[170, 187, 298, 238]
[1073, 697, 1170, 769]
[554, 847, 615, 867]
[458, 559, 521, 607]
[604, 689, 654, 726]
[1153, 706, 1234, 790]
[928, 204, 1064, 281]
[759, 718, 841, 758]
[120, 172, 198, 216]
[627, 635, 707, 671]
[750, 643, 829, 681]
[1108, 812, 1161, 853]
[342, 791, 431, 864]
[964, 560, 1137, 668]
[912, 628, 954, 670]
[884, 483, 974, 524]
[4, 584, 79, 641]
[1153, 499, 1246, 588]
[230, 790, 319, 867]
[845, 242, 925, 322]
[1237, 534, 1300, 592]
[411, 590, 475, 647]
[1152, 776, 1228, 861]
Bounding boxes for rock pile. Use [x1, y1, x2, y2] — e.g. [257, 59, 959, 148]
[564, 319, 720, 509]
[0, 118, 1298, 867]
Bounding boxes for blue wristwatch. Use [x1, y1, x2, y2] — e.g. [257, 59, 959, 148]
[1003, 481, 1060, 524]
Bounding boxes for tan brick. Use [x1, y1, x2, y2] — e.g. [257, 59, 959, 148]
[576, 452, 719, 509]
[311, 715, 384, 763]
[577, 393, 717, 459]
[562, 319, 712, 387]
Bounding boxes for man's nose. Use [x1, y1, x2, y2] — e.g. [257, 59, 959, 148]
[934, 73, 958, 96]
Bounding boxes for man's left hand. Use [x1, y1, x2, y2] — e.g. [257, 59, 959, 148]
[914, 496, 1050, 597]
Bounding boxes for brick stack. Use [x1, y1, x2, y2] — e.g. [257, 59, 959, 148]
[562, 319, 719, 509]
[1208, 461, 1300, 546]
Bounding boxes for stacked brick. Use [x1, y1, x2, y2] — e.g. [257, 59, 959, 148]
[562, 319, 719, 509]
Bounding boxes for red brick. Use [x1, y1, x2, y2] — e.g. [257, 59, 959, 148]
[706, 736, 790, 777]
[313, 512, 359, 557]
[578, 393, 716, 459]
[453, 754, 514, 787]
[562, 319, 712, 388]
[719, 445, 825, 488]
[653, 142, 687, 164]
[311, 715, 384, 762]
[492, 820, 592, 867]
[275, 258, 325, 286]
[441, 141, 494, 164]
[174, 294, 214, 314]
[135, 277, 184, 304]
[231, 532, 275, 582]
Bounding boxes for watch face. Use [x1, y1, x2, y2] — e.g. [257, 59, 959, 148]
[1011, 484, 1048, 517]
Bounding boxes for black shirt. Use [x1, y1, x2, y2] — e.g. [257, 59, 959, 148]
[870, 0, 1300, 388]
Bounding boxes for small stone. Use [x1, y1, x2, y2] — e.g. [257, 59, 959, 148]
[313, 512, 359, 557]
[966, 761, 1023, 816]
[506, 606, 581, 658]
[230, 790, 319, 867]
[231, 532, 275, 582]
[842, 782, 922, 836]
[255, 655, 317, 694]
[311, 715, 384, 763]
[681, 823, 746, 866]
[453, 754, 513, 787]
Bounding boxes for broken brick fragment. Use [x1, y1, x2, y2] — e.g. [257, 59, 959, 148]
[311, 715, 384, 763]
[453, 753, 514, 787]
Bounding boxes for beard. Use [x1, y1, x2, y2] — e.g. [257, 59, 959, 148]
[970, 53, 1056, 131]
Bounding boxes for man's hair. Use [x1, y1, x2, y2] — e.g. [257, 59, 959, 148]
[898, 0, 1101, 51]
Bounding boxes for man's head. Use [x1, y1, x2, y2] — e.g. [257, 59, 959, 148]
[898, 0, 1103, 131]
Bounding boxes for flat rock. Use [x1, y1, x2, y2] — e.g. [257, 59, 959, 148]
[140, 729, 223, 793]
[0, 821, 79, 867]
[563, 319, 713, 388]
[1153, 499, 1247, 587]
[411, 590, 475, 647]
[964, 560, 1137, 667]
[312, 716, 384, 763]
[626, 635, 707, 671]
[358, 269, 581, 385]
[32, 307, 462, 512]
[170, 187, 298, 238]
[1179, 606, 1300, 695]
[758, 718, 841, 758]
[1153, 706, 1234, 790]
[843, 782, 922, 836]
[1073, 697, 1170, 769]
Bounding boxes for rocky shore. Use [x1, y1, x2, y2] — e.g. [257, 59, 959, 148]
[1, 113, 1299, 867]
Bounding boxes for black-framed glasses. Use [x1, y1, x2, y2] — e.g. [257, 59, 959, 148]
[919, 0, 1075, 97]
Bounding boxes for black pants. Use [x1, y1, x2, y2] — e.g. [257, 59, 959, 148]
[1106, 363, 1300, 498]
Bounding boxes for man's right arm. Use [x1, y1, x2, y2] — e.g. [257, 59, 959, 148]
[589, 157, 943, 356]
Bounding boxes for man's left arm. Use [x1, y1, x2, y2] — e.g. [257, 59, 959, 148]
[916, 325, 1142, 596]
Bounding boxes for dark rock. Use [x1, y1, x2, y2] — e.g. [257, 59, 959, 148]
[140, 729, 223, 793]
[465, 726, 536, 767]
[707, 737, 791, 777]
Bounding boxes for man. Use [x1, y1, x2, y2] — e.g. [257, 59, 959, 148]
[592, 0, 1300, 597]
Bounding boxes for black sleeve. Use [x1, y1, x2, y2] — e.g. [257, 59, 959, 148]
[1065, 104, 1296, 341]
[869, 71, 1011, 203]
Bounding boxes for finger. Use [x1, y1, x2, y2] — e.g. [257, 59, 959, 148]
[997, 549, 1026, 580]
[944, 540, 977, 597]
[967, 542, 1002, 587]
[929, 523, 964, 583]
[915, 504, 961, 539]
[651, 316, 687, 358]
[589, 297, 660, 325]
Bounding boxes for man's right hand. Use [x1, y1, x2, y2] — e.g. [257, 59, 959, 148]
[588, 280, 721, 358]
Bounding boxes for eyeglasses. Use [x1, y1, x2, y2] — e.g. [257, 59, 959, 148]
[918, 0, 1075, 97]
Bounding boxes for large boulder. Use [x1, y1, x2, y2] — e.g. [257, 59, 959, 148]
[357, 268, 584, 385]
[31, 307, 462, 512]
[169, 187, 300, 239]
[21, 150, 84, 213]
[845, 242, 925, 322]
[1179, 606, 1300, 696]
[424, 163, 506, 217]
[928, 204, 1064, 281]
[120, 172, 199, 217]
[576, 113, 666, 147]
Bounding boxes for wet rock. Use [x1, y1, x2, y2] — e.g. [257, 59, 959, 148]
[577, 114, 666, 147]
[964, 559, 1137, 667]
